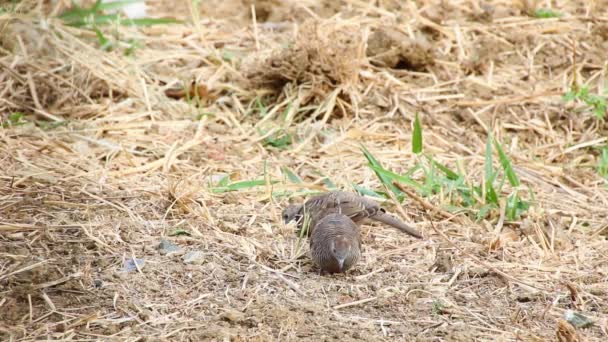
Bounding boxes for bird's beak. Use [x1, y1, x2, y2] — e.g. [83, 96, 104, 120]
[337, 258, 345, 272]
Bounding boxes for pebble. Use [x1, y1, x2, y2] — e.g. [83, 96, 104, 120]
[123, 258, 145, 272]
[158, 239, 183, 256]
[183, 251, 205, 264]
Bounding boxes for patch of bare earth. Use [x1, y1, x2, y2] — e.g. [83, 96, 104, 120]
[1, 0, 608, 341]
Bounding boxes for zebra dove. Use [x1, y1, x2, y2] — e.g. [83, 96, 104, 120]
[310, 213, 361, 273]
[282, 190, 423, 239]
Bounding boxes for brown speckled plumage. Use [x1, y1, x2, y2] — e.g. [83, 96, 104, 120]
[282, 190, 422, 239]
[310, 213, 361, 273]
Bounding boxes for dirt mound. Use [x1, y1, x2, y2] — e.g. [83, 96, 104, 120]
[366, 25, 435, 71]
[245, 19, 363, 100]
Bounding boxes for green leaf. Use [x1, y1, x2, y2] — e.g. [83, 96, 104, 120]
[262, 130, 292, 149]
[93, 27, 113, 50]
[351, 184, 384, 198]
[95, 0, 144, 11]
[170, 229, 191, 236]
[321, 177, 337, 190]
[281, 167, 303, 184]
[534, 8, 561, 18]
[412, 112, 423, 154]
[505, 193, 518, 221]
[211, 179, 278, 193]
[121, 17, 182, 26]
[484, 133, 495, 185]
[421, 161, 437, 196]
[485, 180, 499, 205]
[2, 112, 26, 128]
[255, 97, 268, 117]
[494, 139, 520, 187]
[476, 204, 496, 221]
[430, 158, 460, 180]
[216, 174, 230, 187]
[506, 192, 530, 221]
[222, 50, 236, 62]
[598, 146, 608, 178]
[9, 112, 24, 124]
[36, 120, 68, 130]
[562, 90, 576, 102]
[404, 164, 421, 178]
[366, 164, 424, 193]
[63, 13, 121, 27]
[361, 144, 405, 196]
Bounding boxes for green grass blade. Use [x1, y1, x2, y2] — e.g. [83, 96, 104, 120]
[93, 27, 113, 50]
[598, 146, 608, 179]
[58, 7, 92, 22]
[422, 161, 437, 195]
[217, 174, 230, 187]
[476, 204, 496, 221]
[351, 184, 384, 198]
[404, 164, 421, 178]
[366, 164, 424, 192]
[95, 0, 144, 11]
[412, 112, 423, 154]
[361, 144, 401, 196]
[321, 177, 337, 190]
[64, 14, 121, 27]
[281, 167, 303, 184]
[485, 180, 498, 205]
[506, 193, 517, 221]
[494, 139, 520, 187]
[211, 179, 279, 193]
[534, 8, 561, 18]
[484, 133, 495, 184]
[430, 158, 460, 180]
[120, 18, 182, 26]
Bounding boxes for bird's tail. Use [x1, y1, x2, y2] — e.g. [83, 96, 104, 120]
[373, 213, 423, 239]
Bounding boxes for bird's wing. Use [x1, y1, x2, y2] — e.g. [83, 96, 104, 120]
[329, 191, 382, 222]
[303, 191, 382, 223]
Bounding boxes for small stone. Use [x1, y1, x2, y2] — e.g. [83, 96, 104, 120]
[211, 173, 229, 184]
[158, 239, 183, 256]
[93, 279, 103, 288]
[220, 309, 245, 323]
[123, 258, 145, 272]
[564, 310, 594, 328]
[8, 232, 25, 240]
[182, 251, 205, 264]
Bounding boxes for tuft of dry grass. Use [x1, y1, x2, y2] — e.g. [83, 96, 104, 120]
[1, 0, 608, 341]
[245, 18, 365, 105]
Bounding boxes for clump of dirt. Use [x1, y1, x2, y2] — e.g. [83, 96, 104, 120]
[0, 262, 67, 324]
[0, 20, 120, 118]
[366, 26, 435, 71]
[593, 24, 608, 41]
[462, 36, 499, 75]
[245, 19, 363, 98]
[241, 0, 292, 22]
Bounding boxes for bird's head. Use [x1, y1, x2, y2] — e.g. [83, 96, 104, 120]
[330, 235, 354, 272]
[282, 204, 303, 224]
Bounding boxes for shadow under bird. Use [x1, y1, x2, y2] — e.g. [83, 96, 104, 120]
[310, 213, 361, 274]
[282, 190, 423, 239]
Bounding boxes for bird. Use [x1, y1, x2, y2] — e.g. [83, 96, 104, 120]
[309, 213, 361, 273]
[282, 190, 423, 239]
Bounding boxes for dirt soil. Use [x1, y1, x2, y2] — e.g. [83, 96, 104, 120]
[1, 0, 608, 341]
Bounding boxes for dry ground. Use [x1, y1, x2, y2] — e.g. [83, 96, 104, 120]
[1, 0, 608, 341]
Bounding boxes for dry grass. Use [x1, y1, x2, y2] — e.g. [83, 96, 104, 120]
[1, 0, 608, 340]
